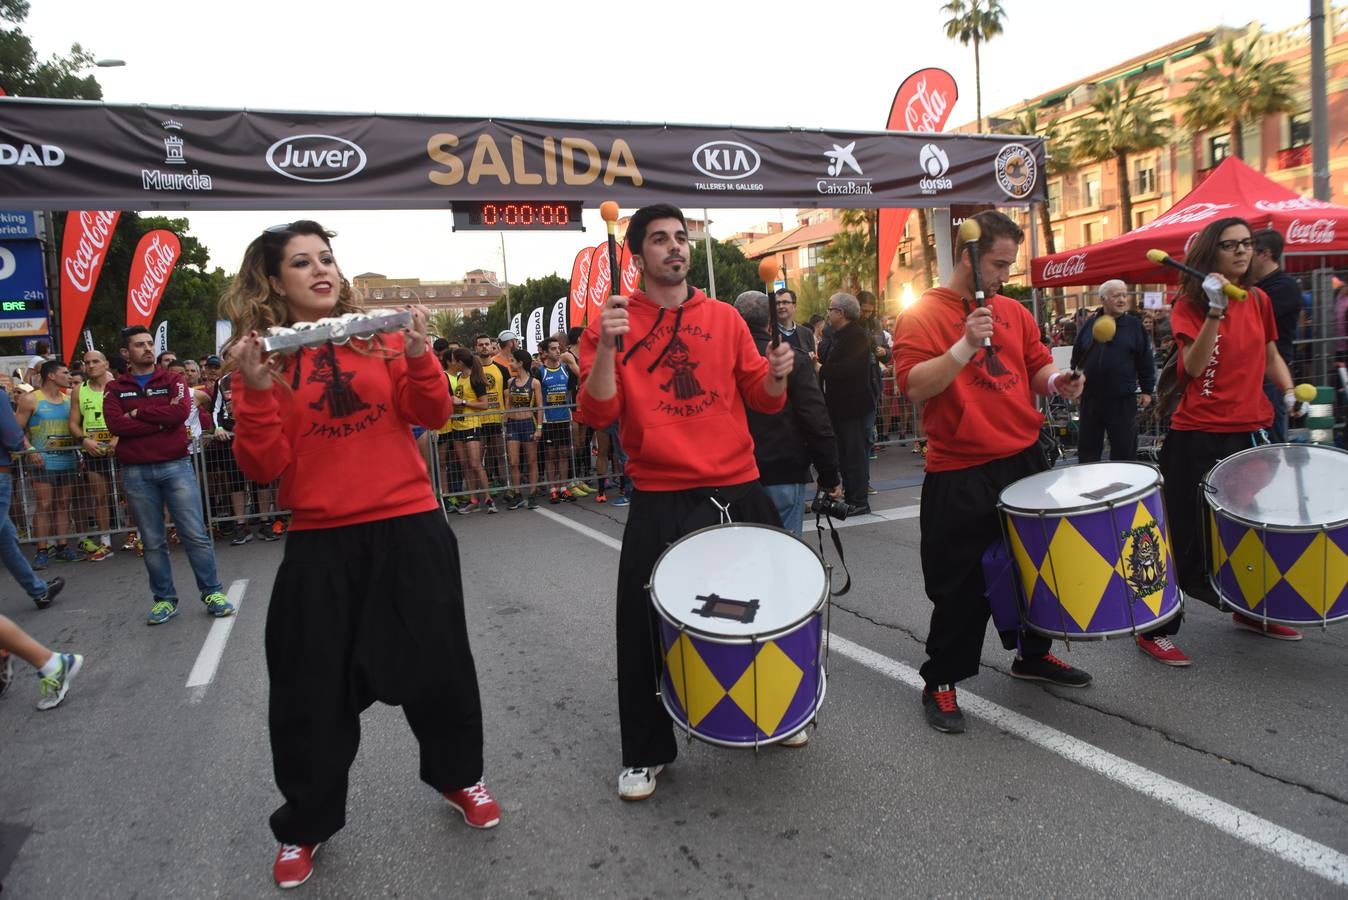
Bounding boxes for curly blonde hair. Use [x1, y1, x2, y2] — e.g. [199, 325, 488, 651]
[217, 220, 365, 354]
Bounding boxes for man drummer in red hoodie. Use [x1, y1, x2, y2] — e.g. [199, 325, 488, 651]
[580, 204, 794, 801]
[895, 210, 1089, 735]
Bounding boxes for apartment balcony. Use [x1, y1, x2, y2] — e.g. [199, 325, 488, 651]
[1277, 145, 1313, 170]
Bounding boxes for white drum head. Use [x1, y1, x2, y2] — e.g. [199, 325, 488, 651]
[1000, 462, 1160, 513]
[650, 524, 827, 640]
[1206, 444, 1348, 529]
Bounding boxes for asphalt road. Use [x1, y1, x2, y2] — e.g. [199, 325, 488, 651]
[2, 447, 1346, 898]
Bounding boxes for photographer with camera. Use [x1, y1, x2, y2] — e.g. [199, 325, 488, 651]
[734, 291, 841, 536]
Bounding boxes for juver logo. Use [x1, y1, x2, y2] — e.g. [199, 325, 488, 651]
[268, 135, 369, 183]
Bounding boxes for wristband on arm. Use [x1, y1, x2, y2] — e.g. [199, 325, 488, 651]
[949, 339, 976, 365]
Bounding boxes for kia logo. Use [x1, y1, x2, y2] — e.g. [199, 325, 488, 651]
[266, 134, 368, 183]
[692, 140, 761, 180]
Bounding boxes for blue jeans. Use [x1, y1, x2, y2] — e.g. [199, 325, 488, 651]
[123, 458, 223, 602]
[763, 482, 807, 537]
[1262, 379, 1287, 443]
[0, 470, 50, 599]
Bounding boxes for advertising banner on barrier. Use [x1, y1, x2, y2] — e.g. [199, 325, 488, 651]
[0, 240, 49, 336]
[126, 229, 181, 328]
[0, 99, 1044, 211]
[58, 210, 120, 362]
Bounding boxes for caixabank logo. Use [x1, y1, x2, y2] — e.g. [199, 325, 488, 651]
[817, 141, 871, 196]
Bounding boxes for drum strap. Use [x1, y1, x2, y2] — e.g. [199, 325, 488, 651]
[813, 514, 852, 596]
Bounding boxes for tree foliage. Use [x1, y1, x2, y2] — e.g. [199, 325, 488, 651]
[428, 273, 569, 347]
[940, 0, 1007, 132]
[0, 3, 102, 99]
[817, 226, 877, 297]
[1007, 105, 1076, 257]
[687, 238, 761, 303]
[1071, 80, 1170, 233]
[1179, 35, 1297, 161]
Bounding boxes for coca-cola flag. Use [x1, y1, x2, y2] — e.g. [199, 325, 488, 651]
[586, 244, 612, 313]
[59, 210, 121, 363]
[879, 69, 958, 288]
[618, 241, 641, 294]
[568, 247, 592, 327]
[126, 229, 181, 328]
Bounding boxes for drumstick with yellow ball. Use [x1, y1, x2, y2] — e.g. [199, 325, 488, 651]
[1290, 382, 1317, 419]
[1067, 314, 1116, 382]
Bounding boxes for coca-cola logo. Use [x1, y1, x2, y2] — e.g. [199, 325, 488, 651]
[1134, 202, 1235, 233]
[1286, 218, 1337, 244]
[588, 252, 612, 308]
[904, 76, 951, 132]
[63, 211, 118, 294]
[1041, 253, 1087, 281]
[571, 253, 592, 308]
[1254, 198, 1331, 212]
[129, 233, 178, 317]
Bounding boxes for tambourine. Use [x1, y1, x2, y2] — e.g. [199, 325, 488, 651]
[261, 309, 412, 354]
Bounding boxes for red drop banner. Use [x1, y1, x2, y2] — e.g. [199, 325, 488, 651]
[568, 246, 592, 327]
[878, 68, 958, 288]
[126, 229, 181, 328]
[59, 210, 121, 363]
[618, 241, 640, 294]
[586, 243, 611, 315]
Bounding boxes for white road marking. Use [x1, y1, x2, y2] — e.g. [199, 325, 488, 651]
[186, 579, 248, 699]
[821, 503, 919, 529]
[547, 510, 1348, 888]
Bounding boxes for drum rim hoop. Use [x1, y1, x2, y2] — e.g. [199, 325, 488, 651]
[649, 521, 828, 642]
[998, 461, 1162, 516]
[1203, 442, 1348, 531]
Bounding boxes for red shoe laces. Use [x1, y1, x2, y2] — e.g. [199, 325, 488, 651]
[931, 688, 958, 712]
[1040, 653, 1070, 670]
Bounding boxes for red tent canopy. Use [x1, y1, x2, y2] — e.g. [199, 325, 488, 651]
[1031, 157, 1348, 289]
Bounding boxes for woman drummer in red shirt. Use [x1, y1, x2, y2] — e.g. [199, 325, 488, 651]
[221, 220, 501, 890]
[1136, 216, 1301, 667]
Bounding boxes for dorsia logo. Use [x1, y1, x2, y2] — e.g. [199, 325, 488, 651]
[1041, 253, 1087, 281]
[691, 140, 763, 193]
[1286, 218, 1336, 244]
[818, 141, 871, 195]
[0, 142, 64, 166]
[904, 76, 951, 132]
[143, 119, 213, 192]
[994, 143, 1037, 200]
[267, 134, 368, 183]
[918, 143, 952, 195]
[64, 211, 119, 293]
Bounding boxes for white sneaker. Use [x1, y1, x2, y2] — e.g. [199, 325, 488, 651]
[779, 728, 810, 748]
[618, 764, 664, 801]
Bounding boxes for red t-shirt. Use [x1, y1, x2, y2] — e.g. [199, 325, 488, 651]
[895, 287, 1052, 472]
[1170, 287, 1277, 433]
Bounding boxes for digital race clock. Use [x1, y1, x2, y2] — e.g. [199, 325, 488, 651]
[452, 201, 585, 232]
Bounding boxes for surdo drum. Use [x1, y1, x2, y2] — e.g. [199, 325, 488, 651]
[998, 462, 1181, 640]
[648, 524, 829, 748]
[1204, 444, 1348, 626]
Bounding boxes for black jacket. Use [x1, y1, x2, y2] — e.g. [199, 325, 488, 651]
[747, 333, 839, 489]
[1256, 268, 1302, 365]
[818, 321, 877, 419]
[1071, 311, 1155, 399]
[777, 321, 816, 356]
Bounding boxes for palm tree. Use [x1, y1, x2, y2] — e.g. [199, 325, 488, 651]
[1071, 80, 1171, 233]
[817, 227, 875, 296]
[1179, 34, 1297, 162]
[1007, 106, 1074, 257]
[839, 207, 878, 295]
[941, 0, 1007, 132]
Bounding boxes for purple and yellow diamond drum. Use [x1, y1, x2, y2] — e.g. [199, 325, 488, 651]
[998, 462, 1180, 639]
[649, 523, 829, 748]
[1204, 444, 1348, 626]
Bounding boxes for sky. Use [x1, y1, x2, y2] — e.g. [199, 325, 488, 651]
[19, 0, 1315, 285]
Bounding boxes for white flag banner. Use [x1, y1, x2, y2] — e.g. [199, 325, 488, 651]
[510, 312, 522, 338]
[83, 329, 94, 353]
[549, 297, 567, 337]
[527, 306, 545, 355]
[154, 321, 168, 357]
[215, 319, 231, 354]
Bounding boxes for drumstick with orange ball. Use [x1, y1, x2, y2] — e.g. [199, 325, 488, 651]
[599, 200, 624, 353]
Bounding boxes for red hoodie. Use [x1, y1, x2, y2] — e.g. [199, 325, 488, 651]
[578, 287, 784, 491]
[232, 333, 452, 530]
[895, 287, 1052, 473]
[103, 368, 192, 465]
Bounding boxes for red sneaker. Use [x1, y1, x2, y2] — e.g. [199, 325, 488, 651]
[1135, 634, 1192, 666]
[443, 780, 501, 829]
[1231, 612, 1302, 641]
[595, 491, 608, 503]
[273, 842, 320, 889]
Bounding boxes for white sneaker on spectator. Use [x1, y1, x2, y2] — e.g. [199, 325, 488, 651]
[618, 764, 663, 801]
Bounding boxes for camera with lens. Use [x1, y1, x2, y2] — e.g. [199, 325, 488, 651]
[809, 490, 848, 520]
